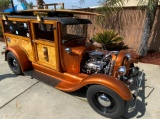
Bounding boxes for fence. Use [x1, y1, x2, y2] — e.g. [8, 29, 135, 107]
[77, 6, 160, 51]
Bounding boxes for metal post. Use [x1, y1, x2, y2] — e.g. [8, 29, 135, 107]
[11, 0, 15, 12]
[61, 3, 64, 9]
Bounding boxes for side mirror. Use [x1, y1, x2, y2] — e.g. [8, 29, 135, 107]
[65, 48, 72, 54]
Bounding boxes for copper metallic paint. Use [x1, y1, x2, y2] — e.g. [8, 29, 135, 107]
[5, 45, 32, 72]
[57, 23, 66, 72]
[32, 62, 88, 83]
[112, 50, 126, 77]
[62, 39, 95, 73]
[56, 74, 132, 101]
[32, 62, 132, 101]
[62, 46, 85, 73]
[32, 62, 64, 80]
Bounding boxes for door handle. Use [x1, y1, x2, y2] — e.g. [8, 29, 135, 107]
[43, 47, 49, 61]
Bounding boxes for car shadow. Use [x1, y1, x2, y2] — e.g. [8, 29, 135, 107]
[67, 87, 87, 99]
[0, 73, 18, 81]
[121, 72, 154, 119]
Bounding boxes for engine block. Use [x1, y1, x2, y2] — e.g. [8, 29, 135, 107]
[81, 50, 114, 74]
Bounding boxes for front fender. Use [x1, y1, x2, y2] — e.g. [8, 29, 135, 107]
[5, 45, 32, 72]
[80, 74, 132, 101]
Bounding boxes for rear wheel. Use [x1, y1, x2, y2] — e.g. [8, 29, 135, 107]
[87, 85, 125, 119]
[7, 52, 23, 75]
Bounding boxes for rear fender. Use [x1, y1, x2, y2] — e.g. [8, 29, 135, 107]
[5, 45, 32, 72]
[81, 74, 132, 101]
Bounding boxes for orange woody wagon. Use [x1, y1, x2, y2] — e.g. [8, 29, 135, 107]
[0, 9, 144, 118]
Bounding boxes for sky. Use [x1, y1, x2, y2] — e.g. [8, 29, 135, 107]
[13, 0, 101, 9]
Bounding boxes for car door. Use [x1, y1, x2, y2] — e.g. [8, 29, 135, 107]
[30, 21, 60, 71]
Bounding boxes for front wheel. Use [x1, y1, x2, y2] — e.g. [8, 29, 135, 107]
[87, 85, 125, 119]
[7, 52, 23, 75]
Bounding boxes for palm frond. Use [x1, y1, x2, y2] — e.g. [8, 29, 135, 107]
[0, 0, 10, 10]
[93, 29, 124, 49]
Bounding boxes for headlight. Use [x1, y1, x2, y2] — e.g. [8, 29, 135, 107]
[118, 66, 126, 76]
[125, 54, 131, 61]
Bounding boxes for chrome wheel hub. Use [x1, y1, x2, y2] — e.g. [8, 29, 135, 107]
[13, 59, 18, 67]
[97, 94, 111, 107]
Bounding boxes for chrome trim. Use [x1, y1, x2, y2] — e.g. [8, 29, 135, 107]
[118, 66, 126, 76]
[125, 54, 131, 61]
[102, 51, 119, 60]
[13, 59, 18, 67]
[97, 94, 111, 107]
[65, 48, 72, 54]
[126, 78, 134, 85]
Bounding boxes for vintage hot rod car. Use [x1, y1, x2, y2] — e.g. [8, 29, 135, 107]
[0, 9, 144, 118]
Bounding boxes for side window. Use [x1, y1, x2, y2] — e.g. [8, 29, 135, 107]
[61, 24, 86, 40]
[66, 24, 85, 37]
[34, 23, 54, 41]
[3, 20, 30, 37]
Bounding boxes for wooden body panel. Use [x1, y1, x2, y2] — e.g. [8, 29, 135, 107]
[30, 20, 60, 71]
[35, 42, 57, 69]
[5, 34, 34, 61]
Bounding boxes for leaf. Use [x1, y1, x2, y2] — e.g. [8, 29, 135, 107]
[93, 29, 124, 49]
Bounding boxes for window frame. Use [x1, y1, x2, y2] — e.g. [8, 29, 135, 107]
[2, 19, 30, 38]
[31, 21, 55, 42]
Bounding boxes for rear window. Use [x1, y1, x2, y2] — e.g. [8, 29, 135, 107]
[3, 20, 30, 37]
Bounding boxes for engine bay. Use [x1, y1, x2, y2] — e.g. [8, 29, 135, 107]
[81, 50, 118, 75]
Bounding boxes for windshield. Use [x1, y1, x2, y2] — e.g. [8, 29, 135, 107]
[61, 24, 87, 41]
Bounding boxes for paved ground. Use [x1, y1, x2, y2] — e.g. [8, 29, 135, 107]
[0, 41, 160, 119]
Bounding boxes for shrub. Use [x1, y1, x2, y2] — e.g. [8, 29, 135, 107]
[93, 29, 125, 50]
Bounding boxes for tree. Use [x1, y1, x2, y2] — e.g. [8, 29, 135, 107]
[18, 0, 33, 9]
[27, 2, 33, 9]
[36, 0, 45, 9]
[137, 0, 158, 56]
[80, 0, 159, 56]
[0, 0, 10, 11]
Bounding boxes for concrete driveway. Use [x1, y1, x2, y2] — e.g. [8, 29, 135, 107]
[0, 41, 159, 119]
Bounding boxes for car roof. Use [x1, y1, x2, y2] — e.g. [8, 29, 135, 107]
[21, 9, 102, 16]
[0, 9, 101, 25]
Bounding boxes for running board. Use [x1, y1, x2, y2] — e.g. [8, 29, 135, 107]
[24, 70, 61, 87]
